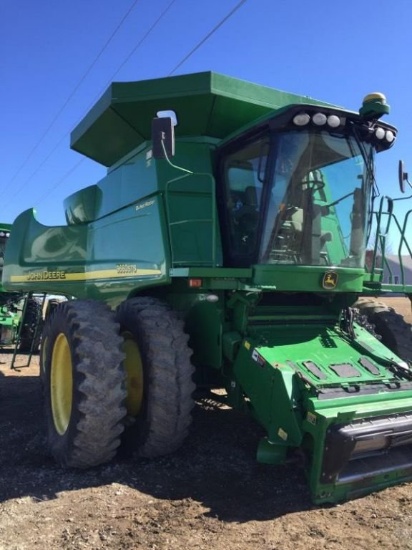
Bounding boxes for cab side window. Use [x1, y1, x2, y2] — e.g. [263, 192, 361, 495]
[223, 139, 268, 262]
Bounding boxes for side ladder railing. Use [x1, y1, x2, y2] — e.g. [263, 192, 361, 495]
[10, 292, 46, 371]
[368, 195, 412, 289]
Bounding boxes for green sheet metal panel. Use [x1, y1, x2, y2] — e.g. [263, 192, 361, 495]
[71, 71, 329, 167]
[2, 201, 170, 305]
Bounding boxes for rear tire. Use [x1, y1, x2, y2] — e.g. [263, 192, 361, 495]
[353, 298, 412, 362]
[42, 300, 127, 467]
[116, 297, 195, 457]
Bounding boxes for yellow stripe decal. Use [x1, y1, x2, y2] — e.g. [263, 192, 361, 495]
[10, 267, 162, 283]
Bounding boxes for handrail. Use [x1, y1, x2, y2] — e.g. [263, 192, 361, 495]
[369, 195, 412, 286]
[10, 292, 46, 371]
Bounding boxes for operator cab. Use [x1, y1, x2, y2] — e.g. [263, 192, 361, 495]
[216, 103, 396, 269]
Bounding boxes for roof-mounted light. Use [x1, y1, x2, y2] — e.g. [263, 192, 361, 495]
[327, 115, 341, 128]
[292, 111, 343, 129]
[293, 113, 311, 126]
[385, 130, 395, 143]
[375, 127, 385, 140]
[313, 113, 327, 126]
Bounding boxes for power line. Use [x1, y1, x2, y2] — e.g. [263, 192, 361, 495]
[96, 0, 178, 91]
[169, 0, 249, 75]
[5, 0, 250, 214]
[5, 132, 77, 210]
[3, 0, 178, 211]
[35, 158, 86, 206]
[5, 0, 142, 189]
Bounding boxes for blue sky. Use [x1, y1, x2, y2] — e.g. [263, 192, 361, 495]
[2, 0, 412, 239]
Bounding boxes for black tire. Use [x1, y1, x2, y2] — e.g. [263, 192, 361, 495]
[42, 300, 127, 468]
[40, 299, 66, 380]
[40, 298, 65, 380]
[353, 298, 412, 363]
[116, 297, 195, 457]
[44, 298, 63, 320]
[39, 301, 64, 385]
[19, 297, 43, 352]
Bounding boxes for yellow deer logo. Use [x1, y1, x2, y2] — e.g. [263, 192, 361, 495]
[322, 271, 338, 289]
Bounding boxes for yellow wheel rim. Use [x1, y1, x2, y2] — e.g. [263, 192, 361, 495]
[122, 331, 144, 417]
[50, 333, 73, 435]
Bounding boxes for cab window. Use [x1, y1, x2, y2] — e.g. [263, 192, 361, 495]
[221, 138, 268, 263]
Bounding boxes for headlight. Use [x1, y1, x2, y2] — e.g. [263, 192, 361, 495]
[385, 130, 395, 143]
[293, 113, 311, 126]
[327, 115, 341, 128]
[375, 127, 385, 140]
[313, 113, 327, 126]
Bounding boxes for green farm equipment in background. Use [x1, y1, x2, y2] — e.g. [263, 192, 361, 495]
[3, 72, 412, 503]
[0, 224, 42, 354]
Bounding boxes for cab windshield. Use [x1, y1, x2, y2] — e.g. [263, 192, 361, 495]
[222, 129, 373, 268]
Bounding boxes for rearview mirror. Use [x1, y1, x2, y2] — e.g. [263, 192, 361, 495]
[398, 160, 410, 193]
[152, 117, 175, 159]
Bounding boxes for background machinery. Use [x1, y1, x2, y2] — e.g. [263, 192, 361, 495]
[3, 72, 412, 503]
[0, 223, 42, 353]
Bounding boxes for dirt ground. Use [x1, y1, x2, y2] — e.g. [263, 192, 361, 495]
[0, 297, 412, 550]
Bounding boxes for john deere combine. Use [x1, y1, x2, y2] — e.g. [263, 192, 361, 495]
[0, 223, 41, 352]
[3, 72, 412, 503]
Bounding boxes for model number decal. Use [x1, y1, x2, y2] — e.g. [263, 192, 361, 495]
[116, 264, 139, 274]
[27, 271, 66, 281]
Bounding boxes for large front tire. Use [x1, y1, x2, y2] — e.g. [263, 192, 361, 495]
[42, 300, 127, 467]
[353, 298, 412, 363]
[116, 297, 195, 457]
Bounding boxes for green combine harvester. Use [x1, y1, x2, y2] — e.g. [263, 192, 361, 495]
[3, 72, 412, 503]
[0, 223, 41, 352]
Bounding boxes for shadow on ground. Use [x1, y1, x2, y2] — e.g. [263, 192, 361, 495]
[0, 364, 313, 523]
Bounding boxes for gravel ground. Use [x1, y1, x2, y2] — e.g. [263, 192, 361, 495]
[0, 296, 411, 550]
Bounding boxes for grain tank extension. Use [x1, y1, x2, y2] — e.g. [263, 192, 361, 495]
[4, 72, 412, 504]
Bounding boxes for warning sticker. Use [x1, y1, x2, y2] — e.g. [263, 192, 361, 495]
[278, 428, 288, 441]
[252, 349, 266, 367]
[306, 412, 317, 426]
